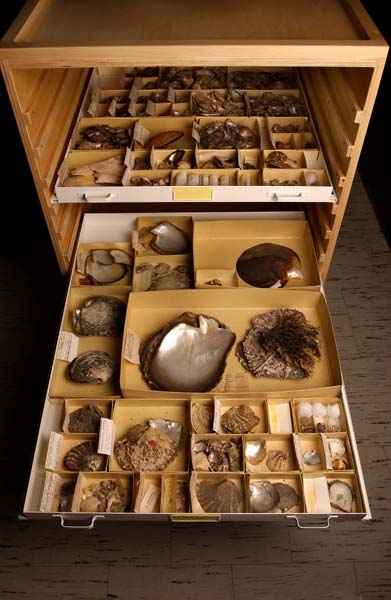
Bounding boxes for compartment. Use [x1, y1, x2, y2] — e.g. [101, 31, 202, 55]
[297, 433, 327, 472]
[134, 473, 162, 513]
[161, 473, 191, 513]
[216, 398, 267, 434]
[71, 117, 136, 150]
[133, 254, 193, 293]
[267, 399, 293, 434]
[303, 473, 363, 514]
[62, 286, 129, 335]
[173, 169, 237, 187]
[45, 433, 107, 473]
[40, 472, 78, 513]
[248, 473, 303, 513]
[293, 397, 347, 433]
[132, 216, 193, 257]
[72, 242, 133, 287]
[325, 432, 354, 471]
[244, 434, 298, 473]
[190, 472, 246, 514]
[72, 472, 133, 512]
[63, 398, 113, 433]
[151, 149, 194, 170]
[133, 117, 195, 150]
[190, 399, 215, 434]
[191, 434, 243, 472]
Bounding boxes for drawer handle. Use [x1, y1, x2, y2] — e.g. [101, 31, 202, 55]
[286, 515, 338, 529]
[267, 192, 308, 201]
[79, 192, 119, 203]
[52, 514, 105, 529]
[170, 513, 221, 523]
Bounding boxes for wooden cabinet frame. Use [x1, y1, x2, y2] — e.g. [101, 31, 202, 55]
[0, 0, 388, 276]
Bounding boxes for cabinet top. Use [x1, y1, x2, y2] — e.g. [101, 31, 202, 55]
[1, 0, 388, 66]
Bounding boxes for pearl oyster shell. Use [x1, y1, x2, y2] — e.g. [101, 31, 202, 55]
[140, 312, 236, 392]
[191, 404, 214, 434]
[329, 480, 354, 512]
[138, 222, 190, 255]
[83, 248, 132, 285]
[220, 405, 260, 433]
[249, 481, 279, 512]
[79, 479, 129, 512]
[63, 441, 106, 471]
[303, 449, 321, 466]
[136, 263, 192, 292]
[245, 440, 267, 465]
[266, 450, 292, 472]
[68, 351, 117, 384]
[274, 483, 300, 512]
[68, 404, 103, 433]
[196, 477, 242, 513]
[236, 243, 302, 288]
[73, 296, 126, 336]
[114, 423, 178, 471]
[236, 309, 321, 379]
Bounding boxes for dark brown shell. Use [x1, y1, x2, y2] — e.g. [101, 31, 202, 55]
[220, 405, 260, 433]
[274, 482, 300, 512]
[73, 296, 126, 336]
[68, 404, 103, 433]
[68, 351, 117, 384]
[236, 243, 302, 288]
[144, 131, 184, 149]
[196, 477, 242, 512]
[63, 441, 106, 471]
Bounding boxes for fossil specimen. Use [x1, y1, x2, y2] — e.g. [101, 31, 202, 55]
[236, 243, 302, 288]
[191, 91, 246, 116]
[265, 150, 298, 168]
[236, 309, 321, 379]
[135, 263, 192, 291]
[157, 150, 186, 169]
[77, 125, 132, 149]
[199, 155, 238, 169]
[140, 312, 235, 392]
[271, 123, 301, 133]
[193, 438, 242, 472]
[63, 441, 106, 471]
[245, 440, 267, 466]
[229, 70, 296, 90]
[249, 480, 279, 512]
[68, 351, 117, 384]
[191, 403, 214, 434]
[68, 404, 103, 433]
[199, 119, 257, 149]
[57, 480, 76, 511]
[274, 482, 300, 511]
[138, 221, 190, 255]
[329, 480, 354, 512]
[82, 248, 132, 285]
[73, 295, 126, 336]
[266, 450, 292, 472]
[205, 279, 223, 286]
[196, 477, 242, 513]
[220, 405, 260, 434]
[63, 156, 126, 187]
[303, 449, 321, 466]
[79, 479, 129, 512]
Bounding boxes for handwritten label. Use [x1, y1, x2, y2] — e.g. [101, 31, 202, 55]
[98, 418, 115, 455]
[213, 398, 221, 433]
[45, 432, 63, 471]
[213, 373, 249, 393]
[134, 121, 150, 147]
[140, 484, 161, 513]
[40, 472, 59, 512]
[123, 329, 140, 364]
[56, 332, 79, 362]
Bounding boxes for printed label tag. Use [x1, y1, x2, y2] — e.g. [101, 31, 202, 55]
[134, 121, 150, 147]
[321, 433, 333, 470]
[56, 332, 79, 362]
[192, 121, 201, 143]
[213, 373, 249, 393]
[98, 418, 115, 455]
[40, 471, 60, 512]
[140, 484, 161, 513]
[213, 398, 221, 433]
[45, 432, 63, 471]
[125, 146, 132, 168]
[292, 433, 303, 470]
[123, 329, 140, 364]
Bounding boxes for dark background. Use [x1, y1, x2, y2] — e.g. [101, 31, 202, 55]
[0, 1, 389, 518]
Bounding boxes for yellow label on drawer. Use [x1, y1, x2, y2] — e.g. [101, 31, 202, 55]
[173, 187, 213, 202]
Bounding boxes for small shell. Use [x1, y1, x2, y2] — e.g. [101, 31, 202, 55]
[68, 404, 103, 433]
[68, 351, 117, 384]
[196, 477, 242, 513]
[329, 480, 354, 512]
[220, 405, 260, 434]
[191, 404, 214, 434]
[249, 481, 279, 512]
[63, 441, 106, 471]
[274, 483, 300, 512]
[57, 481, 76, 512]
[73, 295, 126, 336]
[245, 440, 266, 465]
[266, 450, 292, 472]
[303, 449, 321, 466]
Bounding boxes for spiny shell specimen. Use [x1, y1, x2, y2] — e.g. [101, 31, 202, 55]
[236, 243, 302, 288]
[220, 405, 260, 434]
[274, 482, 300, 512]
[191, 404, 214, 434]
[114, 424, 178, 471]
[236, 309, 321, 379]
[303, 449, 321, 466]
[57, 480, 75, 512]
[73, 296, 126, 337]
[245, 440, 267, 466]
[266, 450, 292, 472]
[63, 441, 106, 471]
[196, 477, 242, 513]
[329, 480, 354, 512]
[249, 481, 279, 512]
[79, 479, 128, 512]
[68, 404, 103, 433]
[140, 312, 236, 392]
[68, 351, 117, 384]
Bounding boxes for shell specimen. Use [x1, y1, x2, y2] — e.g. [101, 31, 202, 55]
[193, 438, 242, 472]
[220, 405, 260, 434]
[79, 479, 128, 512]
[196, 477, 242, 513]
[229, 70, 295, 90]
[199, 119, 257, 149]
[144, 131, 184, 149]
[329, 480, 354, 512]
[303, 449, 321, 466]
[191, 404, 214, 434]
[68, 404, 103, 433]
[236, 243, 302, 288]
[328, 438, 348, 470]
[114, 423, 178, 471]
[236, 309, 321, 379]
[265, 151, 298, 169]
[73, 295, 126, 336]
[176, 481, 190, 513]
[266, 450, 292, 472]
[135, 263, 192, 291]
[83, 248, 132, 285]
[138, 222, 190, 255]
[245, 440, 267, 466]
[68, 351, 117, 384]
[191, 91, 246, 117]
[140, 312, 236, 392]
[160, 67, 226, 90]
[77, 125, 133, 149]
[247, 92, 305, 117]
[63, 441, 106, 472]
[274, 483, 300, 512]
[249, 481, 279, 512]
[63, 156, 126, 186]
[57, 480, 76, 512]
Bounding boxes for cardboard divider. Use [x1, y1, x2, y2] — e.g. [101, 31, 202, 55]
[173, 168, 237, 186]
[266, 399, 293, 434]
[63, 398, 113, 433]
[297, 433, 327, 472]
[133, 216, 193, 256]
[171, 103, 191, 117]
[128, 150, 151, 170]
[195, 269, 238, 289]
[133, 473, 162, 513]
[72, 472, 133, 513]
[130, 77, 160, 94]
[133, 254, 193, 292]
[128, 102, 147, 117]
[151, 149, 194, 170]
[109, 398, 190, 473]
[72, 242, 133, 287]
[216, 398, 267, 434]
[292, 397, 347, 433]
[238, 149, 261, 169]
[303, 170, 329, 186]
[303, 472, 363, 514]
[295, 133, 317, 149]
[244, 434, 298, 473]
[191, 433, 243, 472]
[271, 133, 295, 150]
[190, 472, 246, 514]
[267, 116, 309, 134]
[145, 103, 172, 117]
[192, 219, 320, 289]
[62, 286, 130, 334]
[161, 472, 191, 513]
[248, 473, 304, 513]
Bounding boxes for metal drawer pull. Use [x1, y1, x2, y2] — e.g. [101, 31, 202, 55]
[286, 515, 338, 529]
[52, 514, 105, 529]
[267, 192, 307, 200]
[80, 192, 119, 202]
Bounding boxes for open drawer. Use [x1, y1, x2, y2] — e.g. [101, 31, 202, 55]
[22, 211, 370, 527]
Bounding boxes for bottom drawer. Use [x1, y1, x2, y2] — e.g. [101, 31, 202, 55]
[22, 211, 370, 528]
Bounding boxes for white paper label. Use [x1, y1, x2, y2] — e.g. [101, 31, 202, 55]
[213, 398, 221, 433]
[278, 403, 293, 433]
[98, 418, 115, 455]
[321, 433, 333, 470]
[56, 332, 79, 362]
[140, 484, 161, 513]
[292, 433, 303, 470]
[131, 230, 139, 252]
[213, 373, 249, 393]
[134, 121, 150, 147]
[167, 86, 176, 104]
[40, 471, 60, 512]
[123, 329, 140, 364]
[76, 249, 89, 274]
[129, 98, 138, 117]
[87, 99, 98, 117]
[192, 121, 201, 144]
[313, 477, 331, 513]
[45, 432, 63, 471]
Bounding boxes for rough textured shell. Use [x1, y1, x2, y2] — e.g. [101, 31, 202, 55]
[73, 296, 126, 336]
[196, 477, 242, 513]
[329, 480, 354, 512]
[68, 404, 103, 433]
[220, 405, 260, 433]
[114, 424, 177, 471]
[191, 404, 214, 434]
[274, 482, 300, 512]
[79, 479, 128, 513]
[266, 450, 292, 472]
[68, 351, 117, 384]
[63, 441, 106, 471]
[250, 480, 279, 512]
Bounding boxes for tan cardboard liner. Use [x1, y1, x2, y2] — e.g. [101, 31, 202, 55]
[248, 473, 304, 513]
[244, 433, 299, 473]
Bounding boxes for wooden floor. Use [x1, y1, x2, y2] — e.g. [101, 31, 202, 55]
[0, 179, 390, 599]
